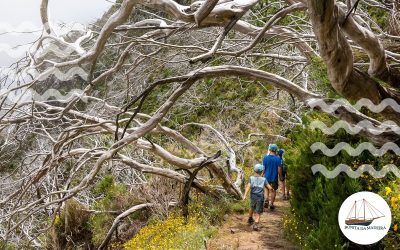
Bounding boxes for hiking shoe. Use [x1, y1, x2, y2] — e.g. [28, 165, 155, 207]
[282, 194, 288, 200]
[247, 217, 254, 225]
[252, 223, 259, 231]
[270, 204, 275, 210]
[264, 200, 269, 209]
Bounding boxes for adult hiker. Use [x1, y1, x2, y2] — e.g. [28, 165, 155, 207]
[243, 164, 272, 231]
[262, 144, 282, 210]
[278, 149, 289, 200]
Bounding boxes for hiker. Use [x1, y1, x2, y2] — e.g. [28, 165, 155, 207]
[243, 163, 272, 231]
[278, 149, 289, 200]
[262, 144, 282, 210]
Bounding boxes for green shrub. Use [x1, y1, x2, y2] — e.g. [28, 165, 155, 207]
[283, 113, 397, 249]
[48, 199, 92, 249]
[0, 241, 17, 250]
[190, 194, 234, 225]
[379, 181, 400, 249]
[89, 175, 140, 246]
[309, 57, 340, 99]
[366, 6, 389, 29]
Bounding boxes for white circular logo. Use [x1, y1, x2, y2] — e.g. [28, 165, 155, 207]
[338, 191, 391, 245]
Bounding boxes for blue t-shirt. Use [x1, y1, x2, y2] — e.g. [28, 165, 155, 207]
[263, 154, 282, 182]
[249, 176, 268, 201]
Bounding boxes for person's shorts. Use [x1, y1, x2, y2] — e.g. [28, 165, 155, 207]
[269, 180, 279, 190]
[250, 198, 264, 213]
[281, 169, 287, 181]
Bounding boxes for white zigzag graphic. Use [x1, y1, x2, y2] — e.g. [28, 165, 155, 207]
[311, 164, 400, 178]
[309, 120, 400, 135]
[1, 66, 88, 82]
[0, 39, 79, 59]
[35, 43, 77, 59]
[309, 98, 400, 113]
[33, 30, 92, 59]
[311, 142, 400, 156]
[0, 88, 88, 103]
[31, 88, 88, 102]
[26, 67, 88, 81]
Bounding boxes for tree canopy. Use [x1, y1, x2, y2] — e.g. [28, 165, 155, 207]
[0, 0, 399, 248]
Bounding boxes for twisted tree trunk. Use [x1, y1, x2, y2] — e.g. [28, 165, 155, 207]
[307, 0, 400, 122]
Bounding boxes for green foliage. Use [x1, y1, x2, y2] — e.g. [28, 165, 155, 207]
[309, 57, 339, 98]
[89, 175, 140, 246]
[379, 181, 400, 249]
[252, 0, 308, 28]
[241, 139, 270, 183]
[93, 175, 115, 194]
[228, 198, 248, 214]
[283, 112, 397, 249]
[169, 78, 269, 130]
[190, 195, 239, 225]
[252, 0, 278, 25]
[366, 6, 389, 30]
[209, 57, 226, 66]
[48, 199, 92, 249]
[0, 241, 17, 250]
[139, 84, 173, 115]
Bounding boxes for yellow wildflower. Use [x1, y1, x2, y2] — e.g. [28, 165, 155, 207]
[390, 196, 398, 209]
[385, 187, 392, 196]
[124, 213, 205, 250]
[53, 215, 61, 226]
[394, 224, 398, 232]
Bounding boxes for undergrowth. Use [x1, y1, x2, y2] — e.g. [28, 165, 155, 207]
[283, 112, 399, 249]
[121, 194, 247, 250]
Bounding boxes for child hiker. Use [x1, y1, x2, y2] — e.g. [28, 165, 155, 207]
[243, 163, 272, 231]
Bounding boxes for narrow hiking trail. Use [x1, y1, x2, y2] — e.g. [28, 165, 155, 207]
[208, 199, 297, 250]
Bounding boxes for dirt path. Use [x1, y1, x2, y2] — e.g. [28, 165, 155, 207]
[208, 199, 297, 250]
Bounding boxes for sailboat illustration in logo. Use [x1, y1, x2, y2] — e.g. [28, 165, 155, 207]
[345, 199, 385, 226]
